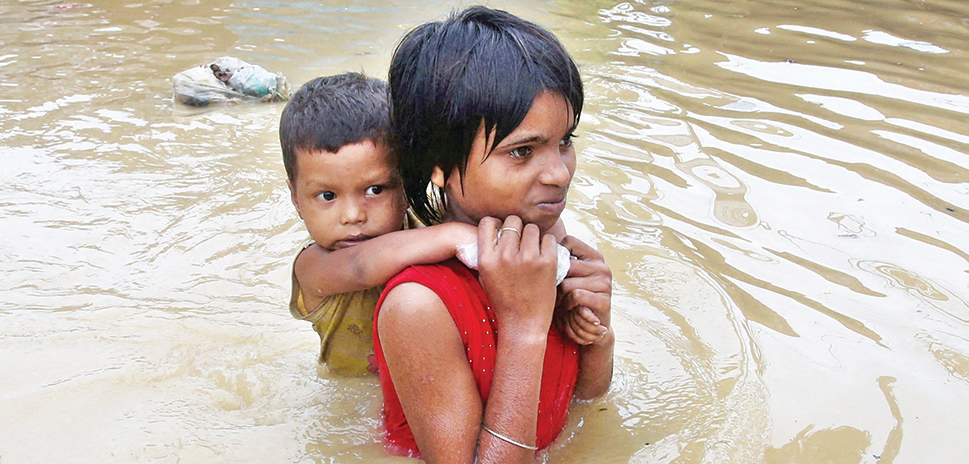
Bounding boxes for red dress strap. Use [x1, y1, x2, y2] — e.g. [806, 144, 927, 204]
[373, 259, 579, 458]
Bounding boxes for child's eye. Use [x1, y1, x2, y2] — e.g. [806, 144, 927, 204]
[509, 146, 533, 159]
[366, 185, 383, 195]
[560, 133, 576, 147]
[317, 191, 335, 201]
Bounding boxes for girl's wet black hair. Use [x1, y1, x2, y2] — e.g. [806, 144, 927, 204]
[280, 72, 391, 183]
[390, 6, 583, 225]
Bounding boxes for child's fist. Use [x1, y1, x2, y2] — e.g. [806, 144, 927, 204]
[555, 306, 607, 346]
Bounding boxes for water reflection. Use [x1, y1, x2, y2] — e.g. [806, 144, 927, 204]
[1, 0, 969, 462]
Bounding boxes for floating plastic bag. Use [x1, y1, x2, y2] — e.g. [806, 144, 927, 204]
[172, 56, 290, 106]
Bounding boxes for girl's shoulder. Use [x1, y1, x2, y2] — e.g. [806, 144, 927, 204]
[386, 259, 477, 295]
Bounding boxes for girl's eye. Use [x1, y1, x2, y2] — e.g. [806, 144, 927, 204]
[317, 191, 335, 201]
[366, 185, 383, 195]
[509, 146, 533, 159]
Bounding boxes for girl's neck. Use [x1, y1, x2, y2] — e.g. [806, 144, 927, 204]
[442, 210, 566, 243]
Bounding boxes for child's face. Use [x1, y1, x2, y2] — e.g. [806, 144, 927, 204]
[288, 141, 406, 251]
[434, 91, 576, 233]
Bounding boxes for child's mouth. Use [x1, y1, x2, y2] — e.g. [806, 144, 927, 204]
[335, 235, 370, 248]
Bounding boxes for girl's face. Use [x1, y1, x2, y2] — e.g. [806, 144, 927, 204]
[434, 91, 577, 232]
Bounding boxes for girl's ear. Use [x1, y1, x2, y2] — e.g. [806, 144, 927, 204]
[431, 166, 446, 189]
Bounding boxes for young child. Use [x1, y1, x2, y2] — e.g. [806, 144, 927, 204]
[279, 72, 602, 375]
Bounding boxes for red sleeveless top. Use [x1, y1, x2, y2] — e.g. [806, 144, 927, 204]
[372, 259, 580, 458]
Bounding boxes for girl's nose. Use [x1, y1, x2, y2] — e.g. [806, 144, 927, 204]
[538, 148, 573, 187]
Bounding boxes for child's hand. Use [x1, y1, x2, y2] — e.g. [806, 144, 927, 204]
[556, 235, 612, 345]
[555, 306, 607, 346]
[448, 221, 478, 249]
[452, 222, 482, 269]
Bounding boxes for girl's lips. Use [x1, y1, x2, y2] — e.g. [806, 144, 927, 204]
[537, 198, 566, 215]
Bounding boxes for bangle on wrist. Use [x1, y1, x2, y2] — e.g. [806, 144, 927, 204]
[480, 423, 538, 450]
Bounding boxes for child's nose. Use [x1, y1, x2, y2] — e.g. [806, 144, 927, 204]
[341, 200, 366, 224]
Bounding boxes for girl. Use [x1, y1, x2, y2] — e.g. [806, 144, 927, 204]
[374, 7, 614, 463]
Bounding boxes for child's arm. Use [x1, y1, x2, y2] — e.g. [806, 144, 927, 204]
[295, 222, 477, 310]
[557, 235, 614, 400]
[547, 218, 608, 345]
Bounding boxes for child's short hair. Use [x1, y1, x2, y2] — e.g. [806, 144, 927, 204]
[280, 72, 391, 183]
[390, 6, 583, 225]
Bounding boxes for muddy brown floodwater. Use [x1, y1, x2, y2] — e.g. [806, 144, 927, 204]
[1, 0, 967, 463]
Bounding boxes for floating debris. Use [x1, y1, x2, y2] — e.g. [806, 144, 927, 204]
[172, 56, 290, 106]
